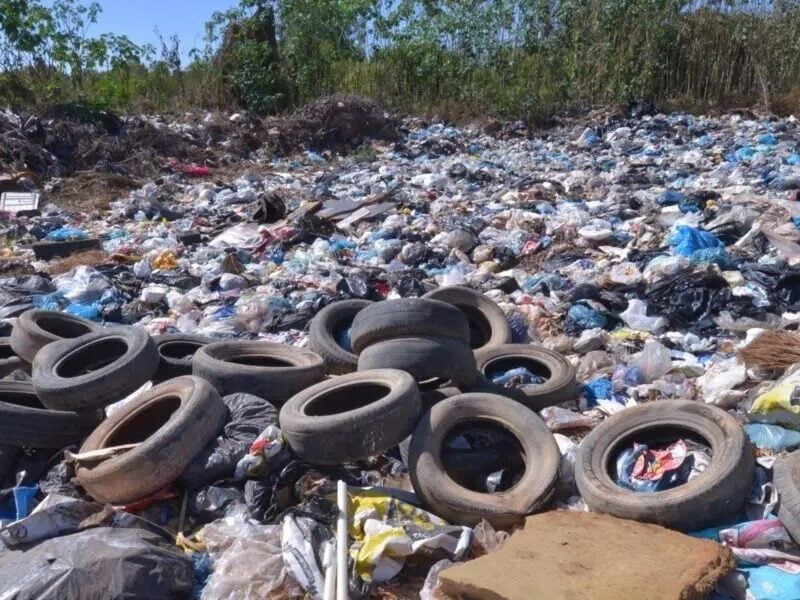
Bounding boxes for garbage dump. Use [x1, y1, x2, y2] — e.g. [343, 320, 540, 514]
[4, 104, 800, 598]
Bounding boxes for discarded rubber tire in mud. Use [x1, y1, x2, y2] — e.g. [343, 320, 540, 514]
[308, 299, 371, 375]
[76, 376, 227, 504]
[193, 341, 325, 405]
[11, 309, 100, 363]
[0, 338, 29, 378]
[357, 336, 479, 387]
[350, 298, 469, 354]
[153, 334, 213, 382]
[33, 327, 160, 411]
[280, 369, 421, 465]
[773, 452, 800, 543]
[423, 286, 512, 351]
[473, 344, 578, 409]
[575, 400, 755, 531]
[408, 392, 560, 528]
[0, 381, 99, 448]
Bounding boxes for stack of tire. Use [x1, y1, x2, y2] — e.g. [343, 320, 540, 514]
[281, 287, 580, 526]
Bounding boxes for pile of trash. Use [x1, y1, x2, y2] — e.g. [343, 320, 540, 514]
[3, 107, 800, 598]
[0, 95, 397, 179]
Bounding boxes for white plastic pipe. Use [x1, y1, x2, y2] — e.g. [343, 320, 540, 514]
[323, 540, 336, 600]
[336, 480, 348, 600]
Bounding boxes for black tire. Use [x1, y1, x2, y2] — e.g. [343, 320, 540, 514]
[193, 341, 325, 406]
[11, 309, 100, 363]
[32, 327, 160, 411]
[474, 344, 577, 409]
[423, 286, 512, 351]
[0, 381, 98, 448]
[575, 400, 755, 531]
[408, 393, 560, 527]
[153, 334, 213, 382]
[0, 338, 29, 378]
[76, 376, 227, 504]
[774, 452, 800, 543]
[280, 369, 421, 465]
[357, 336, 479, 387]
[350, 298, 469, 354]
[308, 300, 371, 375]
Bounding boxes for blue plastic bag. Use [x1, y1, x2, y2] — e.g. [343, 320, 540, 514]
[45, 227, 88, 242]
[670, 225, 725, 257]
[490, 366, 545, 387]
[566, 304, 607, 331]
[582, 377, 613, 405]
[65, 303, 101, 321]
[745, 423, 800, 452]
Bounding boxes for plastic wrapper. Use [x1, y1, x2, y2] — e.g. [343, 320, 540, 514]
[615, 439, 710, 492]
[201, 516, 302, 600]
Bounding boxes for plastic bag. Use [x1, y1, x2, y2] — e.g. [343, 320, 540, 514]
[745, 424, 800, 452]
[52, 266, 112, 305]
[615, 440, 709, 492]
[201, 515, 302, 600]
[348, 488, 472, 583]
[181, 393, 279, 489]
[0, 527, 194, 599]
[634, 340, 672, 383]
[749, 367, 800, 429]
[45, 227, 88, 242]
[697, 356, 747, 408]
[619, 299, 667, 332]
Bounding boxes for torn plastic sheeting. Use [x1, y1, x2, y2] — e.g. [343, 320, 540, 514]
[347, 488, 472, 583]
[208, 223, 264, 249]
[281, 502, 336, 600]
[0, 527, 194, 600]
[693, 519, 800, 572]
[615, 440, 710, 492]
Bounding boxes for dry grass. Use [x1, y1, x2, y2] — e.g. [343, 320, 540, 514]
[47, 172, 141, 212]
[738, 330, 800, 370]
[47, 250, 109, 275]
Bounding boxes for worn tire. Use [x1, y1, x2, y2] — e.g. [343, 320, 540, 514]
[76, 376, 227, 504]
[409, 393, 560, 528]
[474, 344, 577, 409]
[308, 300, 371, 375]
[350, 298, 469, 354]
[33, 327, 160, 411]
[357, 336, 479, 387]
[153, 334, 213, 382]
[0, 338, 29, 378]
[280, 369, 421, 465]
[0, 381, 99, 448]
[774, 452, 800, 544]
[11, 309, 100, 363]
[423, 286, 512, 351]
[575, 400, 755, 531]
[193, 341, 325, 405]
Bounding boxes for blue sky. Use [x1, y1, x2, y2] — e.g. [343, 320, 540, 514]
[87, 1, 239, 62]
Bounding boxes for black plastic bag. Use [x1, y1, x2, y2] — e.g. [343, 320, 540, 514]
[0, 527, 194, 600]
[180, 393, 278, 489]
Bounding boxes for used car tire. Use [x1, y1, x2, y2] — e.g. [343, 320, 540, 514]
[76, 376, 227, 504]
[0, 381, 99, 448]
[575, 400, 755, 531]
[153, 334, 213, 382]
[0, 338, 29, 378]
[280, 369, 421, 465]
[408, 392, 560, 528]
[33, 327, 160, 411]
[773, 452, 800, 543]
[308, 299, 371, 374]
[193, 341, 325, 405]
[357, 336, 479, 387]
[350, 298, 469, 354]
[11, 309, 100, 363]
[423, 286, 512, 351]
[473, 344, 577, 409]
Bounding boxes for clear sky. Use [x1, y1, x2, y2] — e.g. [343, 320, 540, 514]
[87, 1, 239, 62]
